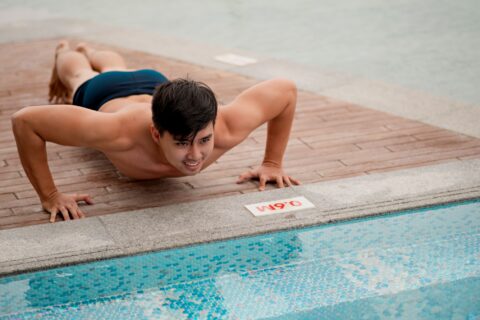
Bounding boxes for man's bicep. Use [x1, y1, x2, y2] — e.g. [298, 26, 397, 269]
[14, 105, 118, 148]
[221, 81, 277, 142]
[221, 79, 293, 145]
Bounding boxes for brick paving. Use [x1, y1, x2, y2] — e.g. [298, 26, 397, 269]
[1, 39, 479, 230]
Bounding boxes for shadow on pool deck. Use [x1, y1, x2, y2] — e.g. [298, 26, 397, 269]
[1, 38, 480, 230]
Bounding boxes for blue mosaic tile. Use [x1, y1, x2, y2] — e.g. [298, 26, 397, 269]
[0, 200, 479, 319]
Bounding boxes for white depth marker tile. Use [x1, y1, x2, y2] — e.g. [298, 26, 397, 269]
[214, 53, 257, 66]
[245, 196, 315, 217]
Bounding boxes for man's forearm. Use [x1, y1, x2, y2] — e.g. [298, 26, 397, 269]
[11, 113, 58, 202]
[262, 88, 296, 167]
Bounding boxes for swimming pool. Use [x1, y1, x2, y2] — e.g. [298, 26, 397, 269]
[1, 200, 479, 319]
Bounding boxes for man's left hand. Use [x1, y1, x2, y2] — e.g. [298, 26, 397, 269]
[236, 163, 301, 191]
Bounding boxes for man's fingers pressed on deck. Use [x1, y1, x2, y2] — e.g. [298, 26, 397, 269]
[284, 176, 292, 187]
[75, 194, 94, 204]
[49, 209, 58, 223]
[276, 176, 285, 188]
[289, 177, 301, 185]
[78, 208, 86, 219]
[259, 175, 268, 191]
[237, 171, 254, 183]
[67, 205, 79, 219]
[42, 192, 93, 223]
[59, 207, 70, 221]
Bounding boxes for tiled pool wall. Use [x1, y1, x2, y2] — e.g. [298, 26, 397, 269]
[1, 199, 479, 319]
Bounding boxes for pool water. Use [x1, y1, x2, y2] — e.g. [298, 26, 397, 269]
[1, 200, 479, 319]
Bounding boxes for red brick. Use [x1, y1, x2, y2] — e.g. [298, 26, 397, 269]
[385, 121, 426, 130]
[303, 127, 437, 149]
[0, 193, 16, 202]
[413, 130, 464, 141]
[458, 154, 480, 160]
[0, 196, 40, 210]
[286, 161, 346, 175]
[57, 148, 107, 160]
[453, 146, 480, 159]
[342, 140, 480, 166]
[317, 171, 367, 182]
[0, 208, 13, 217]
[19, 169, 83, 179]
[0, 213, 49, 230]
[11, 203, 49, 216]
[15, 184, 110, 200]
[355, 136, 418, 149]
[217, 142, 310, 163]
[340, 146, 480, 175]
[3, 171, 118, 195]
[0, 175, 30, 188]
[4, 150, 61, 163]
[290, 124, 391, 142]
[386, 136, 474, 152]
[102, 179, 192, 196]
[366, 159, 456, 174]
[0, 171, 21, 180]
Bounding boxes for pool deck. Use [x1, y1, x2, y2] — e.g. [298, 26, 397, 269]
[1, 20, 480, 275]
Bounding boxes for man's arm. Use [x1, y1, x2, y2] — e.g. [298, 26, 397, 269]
[11, 105, 121, 222]
[220, 78, 300, 190]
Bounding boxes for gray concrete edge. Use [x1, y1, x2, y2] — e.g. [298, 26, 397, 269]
[1, 18, 479, 137]
[1, 159, 479, 276]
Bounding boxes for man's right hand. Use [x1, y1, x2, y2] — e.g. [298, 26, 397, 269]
[42, 192, 94, 223]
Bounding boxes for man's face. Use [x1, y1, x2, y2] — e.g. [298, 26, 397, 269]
[156, 122, 215, 175]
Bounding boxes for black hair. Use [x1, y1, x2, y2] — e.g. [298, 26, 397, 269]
[152, 78, 217, 140]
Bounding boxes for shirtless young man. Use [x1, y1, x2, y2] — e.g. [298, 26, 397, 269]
[11, 41, 300, 223]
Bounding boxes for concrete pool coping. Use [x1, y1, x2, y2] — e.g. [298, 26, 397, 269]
[1, 19, 480, 276]
[1, 159, 479, 276]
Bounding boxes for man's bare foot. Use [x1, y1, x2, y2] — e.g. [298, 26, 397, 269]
[75, 42, 94, 57]
[76, 42, 130, 72]
[48, 40, 71, 104]
[75, 42, 99, 71]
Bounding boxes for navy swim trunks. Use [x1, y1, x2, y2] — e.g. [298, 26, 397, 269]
[72, 69, 168, 111]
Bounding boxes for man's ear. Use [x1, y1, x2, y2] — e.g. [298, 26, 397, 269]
[150, 124, 161, 143]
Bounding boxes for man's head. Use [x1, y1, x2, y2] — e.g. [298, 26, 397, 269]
[151, 79, 218, 175]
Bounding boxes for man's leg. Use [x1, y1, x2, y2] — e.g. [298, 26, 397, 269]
[75, 43, 129, 72]
[49, 41, 98, 104]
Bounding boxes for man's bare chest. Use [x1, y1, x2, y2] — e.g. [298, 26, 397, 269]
[102, 145, 226, 180]
[102, 147, 177, 180]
